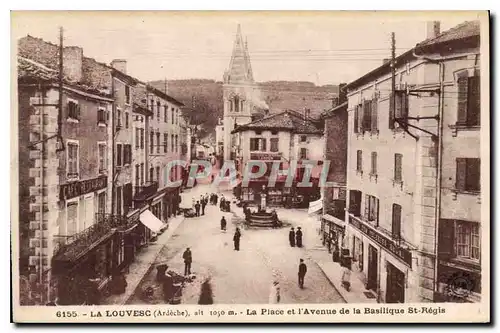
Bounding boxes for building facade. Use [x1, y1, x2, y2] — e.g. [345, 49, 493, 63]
[343, 20, 481, 303]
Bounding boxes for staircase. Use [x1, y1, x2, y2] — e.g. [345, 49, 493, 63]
[247, 212, 276, 228]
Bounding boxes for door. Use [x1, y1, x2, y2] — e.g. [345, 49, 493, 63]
[386, 262, 405, 303]
[84, 194, 94, 230]
[367, 245, 378, 291]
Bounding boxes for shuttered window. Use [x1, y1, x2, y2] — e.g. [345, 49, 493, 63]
[116, 143, 122, 166]
[363, 99, 372, 130]
[371, 152, 377, 175]
[149, 168, 154, 182]
[140, 163, 144, 185]
[371, 97, 378, 132]
[457, 73, 480, 127]
[150, 132, 154, 153]
[392, 204, 402, 240]
[394, 153, 403, 182]
[140, 129, 144, 149]
[135, 128, 140, 148]
[270, 138, 279, 152]
[156, 132, 160, 153]
[300, 148, 307, 159]
[364, 194, 379, 226]
[456, 158, 480, 192]
[156, 167, 160, 184]
[135, 164, 140, 186]
[356, 150, 362, 172]
[164, 133, 168, 153]
[116, 186, 122, 216]
[354, 105, 359, 133]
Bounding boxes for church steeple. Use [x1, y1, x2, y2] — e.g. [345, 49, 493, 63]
[225, 24, 254, 84]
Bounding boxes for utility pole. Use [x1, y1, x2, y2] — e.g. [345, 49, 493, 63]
[391, 32, 396, 124]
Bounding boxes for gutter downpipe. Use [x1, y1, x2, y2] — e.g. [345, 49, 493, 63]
[412, 49, 445, 301]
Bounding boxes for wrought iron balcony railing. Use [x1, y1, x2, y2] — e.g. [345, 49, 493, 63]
[134, 181, 159, 201]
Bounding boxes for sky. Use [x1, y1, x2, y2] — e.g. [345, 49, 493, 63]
[12, 11, 481, 86]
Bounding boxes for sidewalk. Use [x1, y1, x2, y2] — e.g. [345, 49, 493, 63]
[102, 214, 186, 305]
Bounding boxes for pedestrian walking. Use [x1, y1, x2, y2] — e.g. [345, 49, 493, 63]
[296, 227, 303, 248]
[225, 200, 230, 212]
[214, 194, 218, 206]
[220, 198, 225, 212]
[269, 280, 281, 304]
[201, 199, 207, 215]
[195, 201, 201, 217]
[298, 258, 307, 289]
[183, 248, 192, 276]
[220, 216, 227, 231]
[233, 227, 241, 251]
[289, 227, 296, 247]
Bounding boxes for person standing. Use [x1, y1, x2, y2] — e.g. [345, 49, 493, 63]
[195, 201, 201, 217]
[214, 194, 218, 206]
[233, 227, 241, 251]
[298, 258, 307, 289]
[183, 248, 192, 276]
[201, 199, 207, 216]
[220, 216, 227, 231]
[220, 197, 225, 212]
[296, 227, 303, 248]
[289, 227, 296, 247]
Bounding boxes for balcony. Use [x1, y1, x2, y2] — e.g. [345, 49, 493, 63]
[52, 213, 129, 270]
[134, 181, 159, 202]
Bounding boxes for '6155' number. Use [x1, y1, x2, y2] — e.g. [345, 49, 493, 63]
[56, 311, 77, 318]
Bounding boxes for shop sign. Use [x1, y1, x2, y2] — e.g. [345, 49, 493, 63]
[348, 215, 412, 267]
[60, 176, 107, 200]
[250, 152, 282, 160]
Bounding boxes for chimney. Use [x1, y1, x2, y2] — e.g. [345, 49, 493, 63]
[111, 59, 127, 74]
[426, 21, 441, 39]
[62, 46, 83, 82]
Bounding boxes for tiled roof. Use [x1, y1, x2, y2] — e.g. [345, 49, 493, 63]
[232, 110, 322, 134]
[416, 20, 480, 49]
[17, 56, 112, 98]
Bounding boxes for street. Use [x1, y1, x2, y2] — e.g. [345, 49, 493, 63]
[128, 184, 345, 305]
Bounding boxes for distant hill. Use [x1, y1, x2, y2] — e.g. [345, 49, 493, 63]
[149, 79, 338, 137]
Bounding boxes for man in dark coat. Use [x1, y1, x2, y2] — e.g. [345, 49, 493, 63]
[296, 227, 303, 248]
[220, 216, 227, 231]
[183, 248, 192, 276]
[214, 194, 218, 206]
[289, 227, 296, 247]
[233, 227, 241, 251]
[298, 258, 307, 289]
[201, 199, 207, 215]
[195, 201, 200, 217]
[220, 198, 225, 211]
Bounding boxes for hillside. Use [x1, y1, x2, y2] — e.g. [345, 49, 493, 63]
[149, 79, 339, 137]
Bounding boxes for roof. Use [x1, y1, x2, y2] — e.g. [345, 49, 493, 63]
[146, 85, 185, 106]
[17, 56, 112, 99]
[345, 20, 480, 91]
[320, 101, 348, 119]
[231, 110, 323, 134]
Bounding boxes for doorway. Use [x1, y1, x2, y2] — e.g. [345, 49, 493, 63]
[386, 262, 405, 303]
[367, 245, 378, 291]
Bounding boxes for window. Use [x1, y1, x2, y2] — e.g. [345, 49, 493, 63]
[362, 99, 372, 131]
[123, 144, 131, 165]
[356, 150, 362, 173]
[150, 99, 154, 115]
[175, 135, 179, 153]
[98, 143, 106, 173]
[125, 85, 130, 104]
[135, 128, 140, 148]
[123, 183, 133, 215]
[354, 105, 359, 133]
[67, 142, 79, 178]
[116, 186, 122, 216]
[135, 164, 140, 186]
[234, 96, 240, 112]
[270, 138, 279, 152]
[457, 74, 480, 127]
[156, 132, 160, 153]
[164, 133, 168, 153]
[392, 204, 402, 240]
[97, 191, 106, 215]
[171, 108, 175, 123]
[300, 148, 307, 159]
[348, 190, 362, 217]
[140, 128, 144, 149]
[157, 102, 161, 119]
[67, 100, 80, 120]
[150, 132, 154, 154]
[171, 134, 175, 152]
[164, 105, 168, 123]
[125, 112, 129, 128]
[66, 202, 78, 236]
[300, 135, 307, 143]
[250, 138, 266, 151]
[371, 98, 378, 132]
[394, 153, 403, 183]
[370, 152, 377, 175]
[116, 109, 122, 128]
[456, 221, 480, 261]
[97, 109, 107, 125]
[364, 194, 379, 225]
[353, 236, 363, 271]
[456, 158, 480, 192]
[156, 166, 160, 183]
[149, 167, 154, 181]
[390, 91, 409, 129]
[116, 143, 122, 166]
[140, 163, 144, 185]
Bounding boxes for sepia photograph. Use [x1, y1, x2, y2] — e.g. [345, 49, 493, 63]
[10, 10, 490, 323]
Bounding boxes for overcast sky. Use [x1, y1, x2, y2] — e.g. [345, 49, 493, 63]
[12, 11, 480, 86]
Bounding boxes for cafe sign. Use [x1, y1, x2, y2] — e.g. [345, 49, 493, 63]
[349, 215, 412, 267]
[250, 152, 282, 160]
[60, 176, 108, 200]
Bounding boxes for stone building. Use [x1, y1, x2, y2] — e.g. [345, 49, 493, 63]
[342, 20, 481, 303]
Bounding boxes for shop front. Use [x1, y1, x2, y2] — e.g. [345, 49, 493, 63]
[321, 214, 345, 262]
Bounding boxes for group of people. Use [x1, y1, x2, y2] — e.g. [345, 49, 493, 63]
[288, 227, 303, 248]
[209, 193, 219, 205]
[219, 196, 230, 212]
[193, 194, 210, 217]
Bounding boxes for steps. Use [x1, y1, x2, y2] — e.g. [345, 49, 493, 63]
[247, 212, 276, 228]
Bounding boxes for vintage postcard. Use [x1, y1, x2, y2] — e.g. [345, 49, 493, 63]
[11, 10, 490, 323]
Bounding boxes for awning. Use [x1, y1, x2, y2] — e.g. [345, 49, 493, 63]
[139, 210, 166, 233]
[308, 197, 323, 215]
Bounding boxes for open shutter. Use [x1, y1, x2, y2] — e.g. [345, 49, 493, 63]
[467, 75, 480, 126]
[438, 219, 455, 258]
[117, 144, 122, 166]
[466, 158, 480, 191]
[389, 92, 395, 129]
[392, 204, 401, 239]
[371, 97, 378, 131]
[262, 138, 267, 151]
[457, 73, 469, 125]
[364, 194, 369, 220]
[456, 158, 467, 191]
[354, 106, 359, 133]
